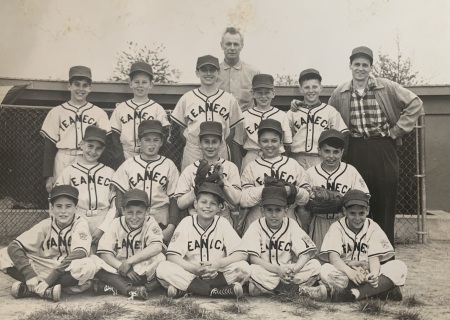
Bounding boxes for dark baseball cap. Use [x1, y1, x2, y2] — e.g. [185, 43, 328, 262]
[350, 46, 373, 64]
[129, 61, 153, 78]
[258, 119, 283, 136]
[69, 66, 92, 81]
[138, 120, 163, 138]
[299, 68, 322, 83]
[197, 182, 225, 203]
[50, 185, 79, 201]
[196, 55, 220, 69]
[199, 121, 222, 137]
[123, 189, 149, 207]
[252, 74, 274, 89]
[318, 129, 345, 145]
[83, 125, 107, 145]
[261, 186, 287, 207]
[343, 189, 371, 208]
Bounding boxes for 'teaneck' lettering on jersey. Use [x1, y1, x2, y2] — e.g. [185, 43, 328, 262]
[292, 115, 329, 131]
[59, 114, 97, 132]
[42, 235, 71, 251]
[187, 239, 225, 251]
[70, 175, 111, 187]
[342, 241, 368, 254]
[116, 238, 145, 250]
[128, 171, 168, 189]
[255, 171, 296, 185]
[120, 110, 156, 124]
[186, 103, 230, 122]
[266, 240, 291, 252]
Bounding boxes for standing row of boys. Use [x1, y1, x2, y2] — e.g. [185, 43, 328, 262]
[0, 43, 416, 304]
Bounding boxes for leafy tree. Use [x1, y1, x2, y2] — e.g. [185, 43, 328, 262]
[110, 41, 181, 83]
[275, 73, 299, 86]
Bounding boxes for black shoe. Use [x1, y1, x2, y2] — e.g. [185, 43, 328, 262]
[167, 285, 188, 299]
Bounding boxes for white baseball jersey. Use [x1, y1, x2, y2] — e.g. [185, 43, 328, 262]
[40, 102, 111, 149]
[97, 216, 163, 261]
[112, 155, 179, 222]
[167, 215, 246, 264]
[319, 217, 395, 264]
[7, 215, 91, 276]
[170, 88, 244, 146]
[233, 106, 292, 153]
[286, 103, 348, 153]
[242, 217, 316, 265]
[110, 99, 169, 151]
[175, 158, 241, 215]
[306, 162, 369, 195]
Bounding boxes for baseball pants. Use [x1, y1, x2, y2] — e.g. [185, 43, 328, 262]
[309, 213, 343, 252]
[156, 260, 250, 291]
[291, 152, 322, 170]
[53, 149, 82, 181]
[250, 259, 321, 293]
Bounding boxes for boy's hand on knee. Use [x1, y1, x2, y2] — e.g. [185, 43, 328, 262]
[348, 268, 365, 286]
[35, 281, 50, 296]
[278, 265, 294, 282]
[366, 273, 379, 288]
[26, 277, 40, 291]
[126, 270, 141, 283]
[118, 261, 132, 277]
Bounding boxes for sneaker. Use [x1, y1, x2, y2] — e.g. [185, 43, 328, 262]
[377, 286, 403, 301]
[11, 282, 34, 299]
[42, 284, 61, 302]
[330, 287, 355, 302]
[210, 282, 243, 299]
[167, 285, 187, 299]
[92, 280, 118, 296]
[299, 284, 328, 301]
[128, 286, 149, 301]
[248, 282, 264, 297]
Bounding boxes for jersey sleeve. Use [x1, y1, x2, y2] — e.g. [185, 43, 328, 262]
[240, 165, 264, 207]
[329, 107, 349, 133]
[367, 223, 395, 262]
[55, 167, 71, 185]
[166, 160, 180, 198]
[318, 222, 344, 262]
[281, 112, 293, 146]
[221, 219, 245, 255]
[170, 95, 188, 128]
[240, 222, 262, 257]
[296, 163, 312, 188]
[98, 186, 118, 232]
[111, 160, 131, 193]
[226, 162, 241, 191]
[166, 217, 189, 258]
[144, 217, 164, 246]
[110, 104, 122, 134]
[40, 108, 60, 144]
[228, 96, 244, 129]
[290, 219, 317, 258]
[70, 217, 92, 257]
[96, 108, 112, 135]
[174, 166, 194, 198]
[232, 117, 245, 146]
[154, 104, 170, 127]
[14, 219, 49, 254]
[97, 219, 119, 256]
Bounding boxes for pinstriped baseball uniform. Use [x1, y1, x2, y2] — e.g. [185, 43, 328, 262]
[110, 99, 169, 159]
[55, 162, 117, 233]
[242, 217, 320, 291]
[171, 88, 244, 170]
[112, 155, 179, 225]
[40, 102, 111, 179]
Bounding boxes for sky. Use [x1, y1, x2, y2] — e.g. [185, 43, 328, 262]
[0, 0, 449, 85]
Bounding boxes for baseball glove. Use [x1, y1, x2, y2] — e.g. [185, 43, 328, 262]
[204, 163, 225, 188]
[194, 159, 210, 187]
[305, 186, 343, 214]
[263, 176, 297, 206]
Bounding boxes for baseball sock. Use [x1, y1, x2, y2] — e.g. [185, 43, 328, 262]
[186, 277, 211, 296]
[203, 272, 227, 287]
[351, 275, 394, 300]
[273, 281, 299, 294]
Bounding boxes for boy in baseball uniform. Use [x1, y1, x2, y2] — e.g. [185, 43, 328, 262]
[233, 74, 292, 172]
[171, 55, 244, 171]
[241, 185, 322, 297]
[112, 120, 180, 244]
[156, 182, 250, 299]
[110, 61, 170, 168]
[0, 185, 92, 301]
[93, 189, 165, 300]
[304, 129, 369, 250]
[317, 189, 407, 302]
[40, 66, 111, 192]
[287, 69, 348, 169]
[55, 125, 117, 246]
[239, 119, 311, 233]
[175, 121, 241, 227]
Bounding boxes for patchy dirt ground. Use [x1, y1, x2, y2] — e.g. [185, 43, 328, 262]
[1, 241, 449, 320]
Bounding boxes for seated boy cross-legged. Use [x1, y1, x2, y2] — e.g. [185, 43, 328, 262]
[318, 189, 407, 302]
[242, 185, 324, 299]
[156, 182, 250, 299]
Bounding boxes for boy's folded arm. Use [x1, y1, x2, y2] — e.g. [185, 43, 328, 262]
[368, 256, 381, 276]
[45, 250, 86, 286]
[99, 252, 122, 270]
[249, 255, 280, 274]
[7, 242, 38, 281]
[167, 254, 200, 276]
[126, 242, 163, 266]
[329, 252, 354, 276]
[223, 181, 241, 206]
[177, 190, 196, 210]
[292, 253, 311, 273]
[240, 186, 264, 207]
[212, 252, 247, 270]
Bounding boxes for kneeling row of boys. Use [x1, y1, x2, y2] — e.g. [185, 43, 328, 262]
[0, 184, 407, 303]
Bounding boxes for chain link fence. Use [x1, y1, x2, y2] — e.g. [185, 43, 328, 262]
[0, 104, 421, 244]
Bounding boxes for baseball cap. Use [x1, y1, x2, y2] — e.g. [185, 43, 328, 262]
[138, 120, 163, 138]
[196, 55, 220, 69]
[258, 119, 283, 136]
[252, 74, 274, 89]
[123, 189, 149, 207]
[342, 189, 371, 208]
[318, 129, 345, 145]
[49, 185, 79, 201]
[299, 68, 322, 83]
[69, 66, 92, 81]
[83, 125, 107, 145]
[129, 61, 153, 78]
[350, 46, 373, 64]
[197, 182, 225, 203]
[261, 186, 287, 207]
[199, 121, 222, 137]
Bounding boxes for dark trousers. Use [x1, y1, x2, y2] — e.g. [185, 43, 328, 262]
[346, 137, 399, 245]
[6, 267, 78, 287]
[95, 269, 147, 296]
